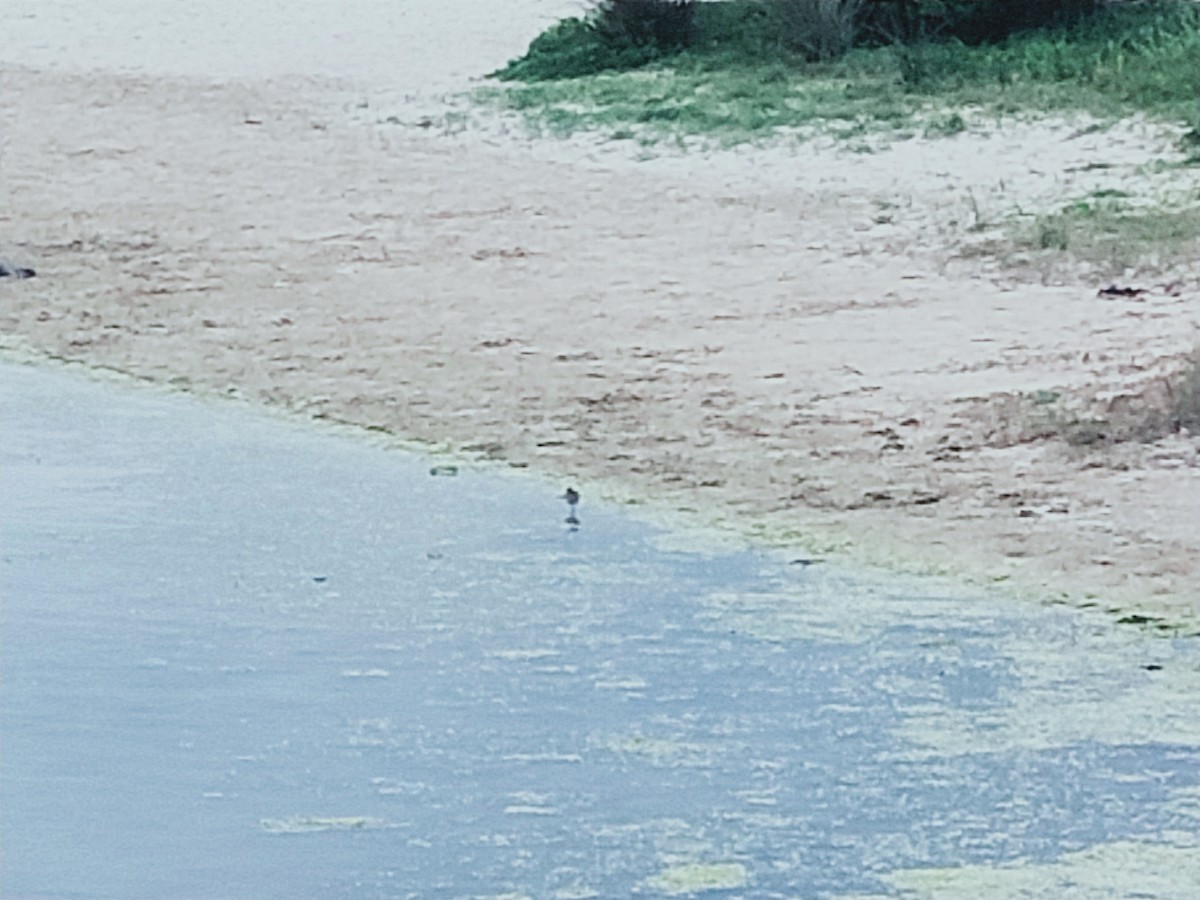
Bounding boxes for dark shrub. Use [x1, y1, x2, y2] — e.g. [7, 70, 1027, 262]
[766, 0, 867, 61]
[861, 0, 1102, 44]
[589, 0, 698, 51]
[494, 17, 664, 80]
[494, 0, 696, 81]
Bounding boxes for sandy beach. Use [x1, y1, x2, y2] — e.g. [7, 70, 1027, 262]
[2, 0, 1198, 626]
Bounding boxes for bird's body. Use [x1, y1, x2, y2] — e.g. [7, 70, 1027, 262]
[0, 261, 36, 279]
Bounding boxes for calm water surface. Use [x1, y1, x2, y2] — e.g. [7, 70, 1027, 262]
[2, 362, 1198, 899]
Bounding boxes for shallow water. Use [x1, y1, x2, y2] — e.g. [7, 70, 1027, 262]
[2, 362, 1198, 899]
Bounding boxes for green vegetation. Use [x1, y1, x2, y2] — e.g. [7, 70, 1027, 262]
[483, 1, 1199, 274]
[1021, 346, 1200, 448]
[1156, 347, 1200, 437]
[957, 192, 1200, 277]
[1022, 201, 1198, 267]
[489, 1, 1199, 140]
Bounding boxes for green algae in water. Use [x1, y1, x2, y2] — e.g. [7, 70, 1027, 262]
[553, 889, 600, 899]
[645, 862, 749, 894]
[503, 791, 560, 817]
[340, 668, 390, 678]
[883, 836, 1200, 900]
[260, 816, 393, 834]
[888, 624, 1200, 756]
[594, 732, 718, 768]
[1164, 785, 1200, 824]
[696, 578, 1200, 756]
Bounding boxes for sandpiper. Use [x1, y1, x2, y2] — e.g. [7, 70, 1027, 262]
[563, 487, 580, 525]
[0, 260, 35, 279]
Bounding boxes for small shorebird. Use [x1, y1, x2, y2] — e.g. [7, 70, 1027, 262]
[0, 260, 36, 279]
[562, 487, 580, 525]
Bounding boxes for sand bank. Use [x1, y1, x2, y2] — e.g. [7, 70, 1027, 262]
[2, 54, 1198, 626]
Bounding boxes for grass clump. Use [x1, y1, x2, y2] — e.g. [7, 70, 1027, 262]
[1022, 348, 1200, 448]
[1015, 197, 1200, 275]
[1170, 349, 1200, 435]
[491, 1, 1200, 137]
[894, 2, 1199, 117]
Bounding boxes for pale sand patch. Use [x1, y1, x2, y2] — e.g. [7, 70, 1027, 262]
[0, 0, 580, 89]
[2, 63, 1197, 626]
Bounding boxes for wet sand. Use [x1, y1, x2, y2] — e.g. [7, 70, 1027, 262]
[2, 1, 1198, 626]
